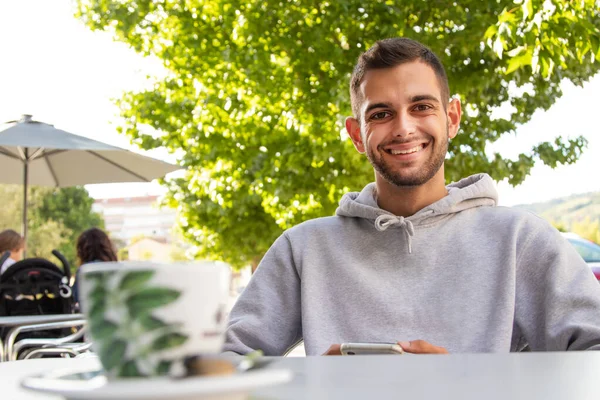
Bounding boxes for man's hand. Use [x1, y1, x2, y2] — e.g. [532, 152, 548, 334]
[322, 344, 342, 355]
[322, 340, 448, 355]
[398, 340, 448, 354]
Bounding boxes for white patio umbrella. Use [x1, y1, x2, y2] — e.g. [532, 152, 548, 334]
[0, 115, 181, 248]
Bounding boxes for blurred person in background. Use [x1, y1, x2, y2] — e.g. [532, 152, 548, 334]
[0, 229, 25, 275]
[72, 227, 118, 304]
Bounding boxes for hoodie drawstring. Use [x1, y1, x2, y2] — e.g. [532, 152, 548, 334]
[374, 214, 415, 254]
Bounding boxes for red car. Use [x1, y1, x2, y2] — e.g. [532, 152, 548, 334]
[562, 233, 600, 281]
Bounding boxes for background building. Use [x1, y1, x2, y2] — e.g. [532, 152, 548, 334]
[92, 196, 176, 243]
[92, 195, 183, 262]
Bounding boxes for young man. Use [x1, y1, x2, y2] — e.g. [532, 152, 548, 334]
[224, 38, 600, 355]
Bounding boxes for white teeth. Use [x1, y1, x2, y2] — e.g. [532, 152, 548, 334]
[390, 145, 423, 155]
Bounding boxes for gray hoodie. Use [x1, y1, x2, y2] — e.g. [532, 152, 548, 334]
[224, 174, 600, 355]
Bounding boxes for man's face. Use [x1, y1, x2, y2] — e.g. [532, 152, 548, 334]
[346, 61, 461, 187]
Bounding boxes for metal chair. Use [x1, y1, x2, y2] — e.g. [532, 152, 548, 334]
[0, 314, 84, 362]
[13, 326, 87, 360]
[21, 342, 93, 360]
[3, 319, 86, 361]
[22, 347, 80, 359]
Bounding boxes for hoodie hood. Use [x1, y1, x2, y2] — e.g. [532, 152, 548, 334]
[335, 173, 498, 253]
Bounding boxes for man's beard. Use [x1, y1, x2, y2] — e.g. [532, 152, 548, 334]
[366, 128, 449, 188]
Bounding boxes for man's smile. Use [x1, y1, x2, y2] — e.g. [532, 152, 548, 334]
[381, 141, 430, 159]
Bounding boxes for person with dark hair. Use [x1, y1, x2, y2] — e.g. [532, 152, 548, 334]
[0, 229, 25, 275]
[76, 227, 118, 265]
[72, 227, 118, 303]
[224, 37, 600, 356]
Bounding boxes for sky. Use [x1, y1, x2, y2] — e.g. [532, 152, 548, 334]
[0, 0, 598, 207]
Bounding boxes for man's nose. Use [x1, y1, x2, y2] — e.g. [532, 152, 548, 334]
[392, 112, 416, 137]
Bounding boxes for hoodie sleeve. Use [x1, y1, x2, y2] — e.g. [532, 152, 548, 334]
[515, 219, 600, 351]
[223, 233, 302, 355]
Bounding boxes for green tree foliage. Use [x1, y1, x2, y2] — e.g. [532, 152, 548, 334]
[572, 217, 600, 244]
[550, 220, 568, 233]
[118, 247, 130, 261]
[75, 0, 599, 268]
[27, 220, 71, 260]
[170, 244, 190, 262]
[0, 185, 71, 259]
[0, 185, 25, 232]
[32, 186, 105, 267]
[0, 185, 104, 267]
[518, 191, 600, 241]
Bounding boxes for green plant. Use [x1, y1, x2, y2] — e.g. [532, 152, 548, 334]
[86, 269, 188, 377]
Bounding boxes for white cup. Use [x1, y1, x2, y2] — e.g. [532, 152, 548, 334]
[79, 261, 231, 378]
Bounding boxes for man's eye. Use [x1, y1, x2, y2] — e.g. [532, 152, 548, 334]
[414, 104, 432, 112]
[370, 112, 390, 120]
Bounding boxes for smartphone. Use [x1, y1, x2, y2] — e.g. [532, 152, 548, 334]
[340, 342, 405, 355]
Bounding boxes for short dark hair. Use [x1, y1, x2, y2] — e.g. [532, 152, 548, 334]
[76, 227, 118, 265]
[350, 38, 450, 118]
[0, 229, 24, 253]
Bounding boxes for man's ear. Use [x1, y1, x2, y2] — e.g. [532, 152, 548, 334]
[346, 117, 365, 154]
[447, 97, 462, 139]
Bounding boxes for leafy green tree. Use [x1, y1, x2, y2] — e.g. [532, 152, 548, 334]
[170, 244, 190, 262]
[168, 227, 191, 261]
[550, 220, 568, 233]
[75, 0, 599, 268]
[0, 185, 71, 259]
[0, 185, 104, 267]
[32, 186, 105, 267]
[572, 217, 600, 244]
[27, 220, 71, 260]
[118, 247, 130, 261]
[0, 185, 24, 231]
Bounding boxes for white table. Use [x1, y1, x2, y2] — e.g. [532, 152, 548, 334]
[1, 352, 600, 399]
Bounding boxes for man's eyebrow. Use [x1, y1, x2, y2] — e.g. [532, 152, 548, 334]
[364, 102, 393, 114]
[363, 95, 440, 115]
[410, 94, 440, 103]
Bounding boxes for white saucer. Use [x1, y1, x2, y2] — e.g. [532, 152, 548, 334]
[21, 364, 293, 400]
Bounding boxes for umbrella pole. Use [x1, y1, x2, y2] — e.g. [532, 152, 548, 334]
[22, 149, 28, 258]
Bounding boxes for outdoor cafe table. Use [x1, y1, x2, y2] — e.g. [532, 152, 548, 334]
[1, 352, 600, 399]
